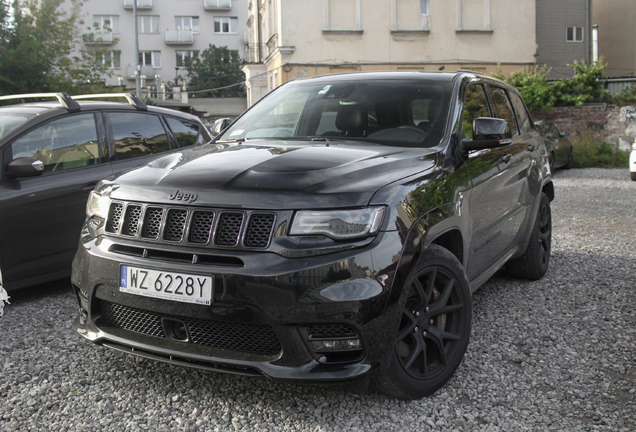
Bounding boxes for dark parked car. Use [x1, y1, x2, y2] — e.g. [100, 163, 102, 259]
[72, 71, 554, 398]
[0, 93, 212, 291]
[536, 120, 573, 171]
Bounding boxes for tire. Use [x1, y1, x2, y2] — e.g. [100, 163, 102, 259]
[564, 147, 574, 170]
[372, 244, 472, 399]
[630, 171, 636, 181]
[506, 192, 552, 280]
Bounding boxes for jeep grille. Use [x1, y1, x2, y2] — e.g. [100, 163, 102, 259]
[104, 201, 276, 249]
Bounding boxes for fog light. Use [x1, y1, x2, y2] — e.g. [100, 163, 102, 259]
[311, 338, 361, 352]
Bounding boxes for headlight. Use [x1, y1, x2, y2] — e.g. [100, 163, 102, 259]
[290, 207, 386, 240]
[86, 191, 110, 218]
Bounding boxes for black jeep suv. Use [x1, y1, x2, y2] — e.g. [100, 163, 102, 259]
[72, 71, 553, 398]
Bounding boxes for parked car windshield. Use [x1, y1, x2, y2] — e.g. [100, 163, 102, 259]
[220, 78, 454, 148]
[0, 112, 35, 139]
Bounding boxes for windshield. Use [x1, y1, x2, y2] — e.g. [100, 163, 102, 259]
[0, 113, 35, 140]
[221, 78, 454, 148]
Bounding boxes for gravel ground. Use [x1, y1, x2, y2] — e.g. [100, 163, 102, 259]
[1, 168, 635, 432]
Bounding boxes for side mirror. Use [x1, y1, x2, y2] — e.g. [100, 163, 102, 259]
[7, 157, 45, 178]
[211, 118, 233, 137]
[462, 117, 512, 151]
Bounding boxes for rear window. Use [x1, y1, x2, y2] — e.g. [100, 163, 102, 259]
[0, 113, 35, 139]
[166, 117, 202, 147]
[110, 112, 171, 160]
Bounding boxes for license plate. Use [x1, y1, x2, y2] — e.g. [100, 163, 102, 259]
[119, 265, 213, 305]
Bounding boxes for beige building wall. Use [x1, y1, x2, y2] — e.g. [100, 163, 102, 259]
[244, 0, 537, 105]
[594, 0, 636, 77]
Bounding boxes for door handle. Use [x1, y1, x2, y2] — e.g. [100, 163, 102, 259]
[500, 154, 512, 163]
[82, 181, 99, 193]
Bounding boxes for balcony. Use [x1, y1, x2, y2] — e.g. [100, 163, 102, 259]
[243, 43, 265, 63]
[123, 0, 152, 10]
[166, 29, 194, 45]
[82, 30, 114, 44]
[204, 0, 231, 10]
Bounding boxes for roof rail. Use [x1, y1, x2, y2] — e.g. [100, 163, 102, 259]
[0, 92, 80, 111]
[456, 69, 489, 76]
[71, 93, 148, 111]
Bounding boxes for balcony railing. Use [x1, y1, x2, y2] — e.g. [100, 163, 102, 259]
[204, 0, 231, 10]
[82, 30, 114, 44]
[166, 29, 194, 45]
[243, 44, 265, 63]
[123, 0, 152, 9]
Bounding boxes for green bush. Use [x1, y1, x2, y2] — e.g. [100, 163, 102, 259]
[496, 58, 611, 111]
[570, 132, 629, 168]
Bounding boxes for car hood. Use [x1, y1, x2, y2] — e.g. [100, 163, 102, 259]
[100, 140, 437, 209]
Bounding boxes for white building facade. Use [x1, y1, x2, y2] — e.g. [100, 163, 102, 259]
[243, 0, 538, 106]
[77, 0, 248, 92]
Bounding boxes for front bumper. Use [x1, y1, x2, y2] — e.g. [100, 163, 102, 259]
[71, 228, 406, 382]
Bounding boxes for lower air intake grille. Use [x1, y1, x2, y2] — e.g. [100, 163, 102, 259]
[307, 324, 359, 339]
[100, 301, 282, 355]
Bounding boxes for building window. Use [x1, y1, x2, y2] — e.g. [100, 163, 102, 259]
[139, 51, 161, 68]
[325, 0, 360, 31]
[214, 17, 238, 34]
[176, 50, 198, 67]
[96, 51, 121, 68]
[137, 15, 159, 33]
[457, 0, 491, 31]
[93, 15, 119, 33]
[566, 26, 584, 42]
[175, 16, 199, 33]
[269, 69, 278, 91]
[420, 0, 429, 15]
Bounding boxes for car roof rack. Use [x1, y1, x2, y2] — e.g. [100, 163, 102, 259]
[0, 92, 80, 111]
[71, 93, 148, 111]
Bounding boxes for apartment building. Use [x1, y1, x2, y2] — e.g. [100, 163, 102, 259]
[243, 0, 538, 106]
[77, 0, 248, 90]
[535, 0, 592, 79]
[594, 0, 636, 78]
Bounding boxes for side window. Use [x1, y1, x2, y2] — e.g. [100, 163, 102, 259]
[110, 112, 171, 160]
[462, 84, 491, 139]
[166, 117, 203, 147]
[508, 91, 533, 135]
[11, 114, 99, 173]
[489, 86, 518, 136]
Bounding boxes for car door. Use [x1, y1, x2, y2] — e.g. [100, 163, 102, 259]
[0, 112, 113, 288]
[462, 83, 531, 280]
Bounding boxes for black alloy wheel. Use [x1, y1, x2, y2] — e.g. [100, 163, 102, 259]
[506, 192, 552, 280]
[373, 244, 472, 399]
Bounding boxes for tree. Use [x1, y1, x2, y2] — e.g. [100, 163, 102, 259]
[0, 0, 114, 95]
[183, 44, 246, 98]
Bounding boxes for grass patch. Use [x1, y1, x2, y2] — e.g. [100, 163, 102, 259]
[570, 133, 630, 168]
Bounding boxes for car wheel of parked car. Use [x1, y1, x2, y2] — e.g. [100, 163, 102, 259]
[506, 192, 552, 280]
[630, 172, 636, 181]
[372, 244, 472, 399]
[564, 148, 574, 170]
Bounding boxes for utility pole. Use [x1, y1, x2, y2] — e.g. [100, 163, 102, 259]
[134, 0, 141, 96]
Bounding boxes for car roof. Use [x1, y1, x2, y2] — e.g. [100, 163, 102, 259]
[0, 93, 203, 121]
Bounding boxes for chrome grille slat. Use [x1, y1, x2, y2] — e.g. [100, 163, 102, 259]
[189, 211, 215, 244]
[141, 207, 163, 239]
[122, 205, 142, 236]
[103, 201, 276, 250]
[164, 208, 188, 242]
[215, 212, 244, 246]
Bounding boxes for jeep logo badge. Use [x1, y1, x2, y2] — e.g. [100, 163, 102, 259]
[169, 190, 198, 203]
